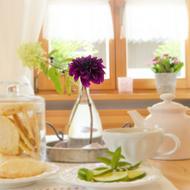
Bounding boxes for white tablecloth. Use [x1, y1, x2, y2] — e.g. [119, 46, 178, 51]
[1, 163, 178, 190]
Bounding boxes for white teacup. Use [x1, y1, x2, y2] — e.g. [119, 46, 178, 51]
[103, 127, 180, 163]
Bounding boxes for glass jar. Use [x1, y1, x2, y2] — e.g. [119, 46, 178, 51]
[0, 81, 46, 160]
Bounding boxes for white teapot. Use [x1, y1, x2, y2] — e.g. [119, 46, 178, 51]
[128, 93, 190, 160]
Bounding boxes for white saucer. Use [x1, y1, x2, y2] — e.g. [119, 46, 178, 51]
[0, 162, 59, 189]
[61, 163, 161, 190]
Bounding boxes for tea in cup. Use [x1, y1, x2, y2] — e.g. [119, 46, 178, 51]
[103, 127, 180, 163]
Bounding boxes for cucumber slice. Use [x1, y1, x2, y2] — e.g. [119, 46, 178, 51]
[128, 170, 146, 181]
[93, 168, 112, 176]
[94, 171, 128, 182]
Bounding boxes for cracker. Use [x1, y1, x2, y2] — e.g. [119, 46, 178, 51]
[0, 158, 46, 178]
[21, 110, 35, 144]
[0, 116, 20, 155]
[19, 140, 38, 159]
[12, 115, 34, 151]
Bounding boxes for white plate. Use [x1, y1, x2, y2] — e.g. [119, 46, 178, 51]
[61, 164, 161, 190]
[0, 162, 59, 189]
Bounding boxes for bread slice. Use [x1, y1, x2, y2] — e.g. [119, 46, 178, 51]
[0, 158, 46, 178]
[0, 116, 19, 155]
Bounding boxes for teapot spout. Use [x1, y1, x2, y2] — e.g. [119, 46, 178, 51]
[128, 110, 145, 127]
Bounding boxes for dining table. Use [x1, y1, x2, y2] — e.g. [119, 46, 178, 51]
[1, 135, 190, 190]
[150, 159, 190, 190]
[3, 152, 189, 190]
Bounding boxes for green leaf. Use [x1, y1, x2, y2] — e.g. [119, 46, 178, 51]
[111, 147, 122, 169]
[106, 150, 125, 159]
[78, 168, 88, 180]
[118, 161, 131, 167]
[78, 168, 94, 181]
[64, 71, 73, 95]
[96, 157, 111, 166]
[94, 167, 109, 171]
[39, 62, 48, 76]
[47, 67, 62, 93]
[174, 63, 183, 73]
[48, 49, 59, 57]
[127, 161, 142, 170]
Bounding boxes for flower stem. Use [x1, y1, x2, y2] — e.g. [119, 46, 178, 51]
[84, 87, 93, 144]
[67, 84, 93, 145]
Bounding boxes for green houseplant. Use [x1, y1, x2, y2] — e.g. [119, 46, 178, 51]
[151, 54, 184, 94]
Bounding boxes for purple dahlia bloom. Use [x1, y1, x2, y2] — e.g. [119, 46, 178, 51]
[69, 55, 105, 87]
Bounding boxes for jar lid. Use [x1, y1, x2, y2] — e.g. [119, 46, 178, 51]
[0, 81, 44, 103]
[149, 93, 187, 113]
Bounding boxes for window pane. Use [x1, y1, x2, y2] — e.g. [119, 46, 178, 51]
[49, 40, 110, 79]
[127, 41, 186, 79]
[46, 0, 113, 81]
[93, 40, 110, 79]
[124, 0, 188, 80]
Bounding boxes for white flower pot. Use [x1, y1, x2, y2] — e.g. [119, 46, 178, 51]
[155, 73, 176, 94]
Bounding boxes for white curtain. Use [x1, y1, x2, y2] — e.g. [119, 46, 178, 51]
[45, 0, 113, 42]
[123, 0, 188, 42]
[0, 0, 47, 87]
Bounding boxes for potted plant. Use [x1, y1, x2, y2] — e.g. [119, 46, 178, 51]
[151, 54, 184, 94]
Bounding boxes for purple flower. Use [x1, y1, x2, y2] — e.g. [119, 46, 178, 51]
[152, 56, 160, 65]
[152, 60, 158, 65]
[69, 55, 105, 87]
[171, 57, 179, 64]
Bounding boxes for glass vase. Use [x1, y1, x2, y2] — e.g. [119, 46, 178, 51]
[68, 82, 102, 148]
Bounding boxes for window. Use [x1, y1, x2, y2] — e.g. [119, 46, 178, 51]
[121, 0, 190, 89]
[38, 0, 190, 93]
[38, 0, 115, 92]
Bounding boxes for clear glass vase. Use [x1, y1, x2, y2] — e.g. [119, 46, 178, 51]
[68, 82, 102, 147]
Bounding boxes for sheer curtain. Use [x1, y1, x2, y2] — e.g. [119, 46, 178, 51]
[123, 0, 188, 42]
[0, 0, 47, 89]
[45, 0, 113, 42]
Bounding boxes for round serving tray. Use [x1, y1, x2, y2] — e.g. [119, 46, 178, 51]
[46, 140, 108, 163]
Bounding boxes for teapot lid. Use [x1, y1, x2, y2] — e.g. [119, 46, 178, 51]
[150, 93, 187, 113]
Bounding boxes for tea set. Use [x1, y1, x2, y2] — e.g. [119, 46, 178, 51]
[103, 93, 190, 162]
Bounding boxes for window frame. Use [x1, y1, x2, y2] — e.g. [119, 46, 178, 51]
[37, 0, 117, 92]
[119, 0, 190, 90]
[36, 0, 190, 93]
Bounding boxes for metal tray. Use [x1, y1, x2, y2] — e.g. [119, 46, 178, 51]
[46, 140, 108, 163]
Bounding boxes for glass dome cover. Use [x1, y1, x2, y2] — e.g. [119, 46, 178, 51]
[0, 81, 46, 160]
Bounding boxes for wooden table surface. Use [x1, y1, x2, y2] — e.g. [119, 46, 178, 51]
[150, 159, 190, 190]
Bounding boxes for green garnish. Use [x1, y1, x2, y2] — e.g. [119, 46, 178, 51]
[78, 147, 146, 182]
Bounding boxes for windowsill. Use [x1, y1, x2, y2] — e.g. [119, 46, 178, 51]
[38, 89, 190, 101]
